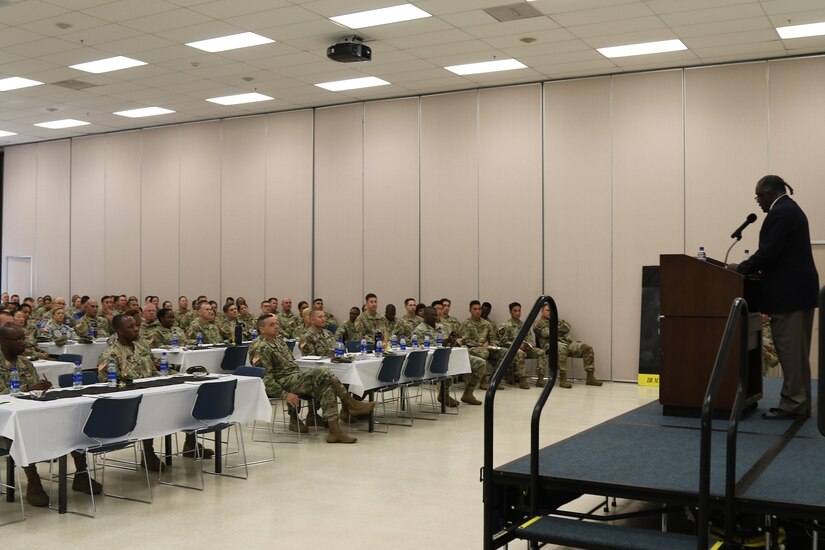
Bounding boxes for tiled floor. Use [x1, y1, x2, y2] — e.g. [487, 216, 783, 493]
[2, 380, 659, 549]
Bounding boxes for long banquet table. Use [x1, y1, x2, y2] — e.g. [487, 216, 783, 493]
[41, 340, 109, 369]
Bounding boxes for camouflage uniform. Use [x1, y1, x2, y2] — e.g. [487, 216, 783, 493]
[500, 318, 547, 379]
[96, 340, 159, 382]
[534, 318, 595, 376]
[41, 319, 74, 343]
[412, 321, 443, 345]
[276, 312, 302, 339]
[394, 314, 420, 342]
[186, 319, 223, 344]
[75, 315, 110, 341]
[21, 326, 48, 359]
[415, 321, 484, 392]
[460, 317, 503, 376]
[301, 328, 336, 357]
[322, 312, 339, 332]
[143, 324, 177, 348]
[354, 312, 388, 344]
[219, 318, 251, 344]
[139, 320, 160, 344]
[440, 315, 461, 341]
[250, 336, 349, 421]
[334, 320, 358, 344]
[174, 309, 193, 331]
[0, 352, 40, 394]
[239, 312, 257, 330]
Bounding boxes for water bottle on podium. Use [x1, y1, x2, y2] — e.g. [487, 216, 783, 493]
[107, 358, 117, 387]
[73, 361, 83, 389]
[9, 367, 20, 396]
[160, 351, 169, 376]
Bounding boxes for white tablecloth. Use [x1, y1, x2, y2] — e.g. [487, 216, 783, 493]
[0, 375, 270, 466]
[41, 341, 109, 369]
[32, 360, 75, 381]
[296, 347, 471, 397]
[151, 347, 236, 373]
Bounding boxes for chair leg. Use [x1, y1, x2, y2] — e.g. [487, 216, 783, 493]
[0, 458, 25, 526]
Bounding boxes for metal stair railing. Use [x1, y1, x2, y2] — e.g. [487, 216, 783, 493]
[483, 295, 559, 550]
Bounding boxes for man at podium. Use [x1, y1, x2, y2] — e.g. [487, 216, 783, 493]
[730, 175, 819, 420]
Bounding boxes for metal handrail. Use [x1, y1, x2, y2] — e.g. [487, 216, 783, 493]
[483, 295, 557, 550]
[698, 297, 751, 549]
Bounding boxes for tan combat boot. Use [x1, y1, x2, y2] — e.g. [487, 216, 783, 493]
[436, 383, 459, 407]
[461, 387, 482, 405]
[289, 417, 309, 433]
[535, 375, 546, 388]
[23, 465, 49, 507]
[586, 372, 603, 386]
[343, 395, 377, 417]
[519, 377, 530, 390]
[558, 374, 572, 389]
[326, 420, 357, 443]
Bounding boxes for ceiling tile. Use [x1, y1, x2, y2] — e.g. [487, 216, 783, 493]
[550, 3, 654, 27]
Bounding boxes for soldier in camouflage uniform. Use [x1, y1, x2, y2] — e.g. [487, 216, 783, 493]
[294, 307, 312, 342]
[14, 309, 48, 359]
[32, 295, 52, 321]
[300, 311, 336, 356]
[439, 298, 461, 343]
[41, 307, 74, 344]
[415, 307, 484, 406]
[175, 296, 194, 332]
[139, 303, 160, 343]
[143, 307, 178, 348]
[500, 302, 547, 388]
[98, 314, 211, 464]
[533, 304, 601, 388]
[237, 301, 256, 330]
[186, 301, 223, 344]
[335, 307, 360, 344]
[219, 303, 251, 344]
[761, 314, 781, 375]
[393, 298, 420, 342]
[75, 300, 110, 342]
[276, 297, 302, 339]
[312, 298, 338, 332]
[355, 293, 389, 344]
[251, 314, 376, 443]
[460, 300, 504, 390]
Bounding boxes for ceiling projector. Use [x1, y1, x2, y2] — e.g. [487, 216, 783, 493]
[327, 36, 371, 63]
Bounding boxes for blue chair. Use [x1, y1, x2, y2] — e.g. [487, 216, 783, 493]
[72, 395, 150, 517]
[346, 340, 374, 353]
[0, 443, 24, 526]
[233, 366, 275, 465]
[160, 380, 247, 490]
[57, 353, 84, 365]
[57, 371, 99, 388]
[371, 355, 405, 433]
[401, 350, 431, 423]
[234, 365, 264, 378]
[424, 347, 458, 417]
[219, 345, 249, 372]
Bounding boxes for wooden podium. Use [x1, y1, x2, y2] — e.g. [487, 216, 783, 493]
[659, 254, 763, 416]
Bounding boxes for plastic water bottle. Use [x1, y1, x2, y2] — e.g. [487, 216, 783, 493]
[88, 323, 95, 340]
[72, 361, 83, 389]
[335, 339, 344, 357]
[251, 328, 258, 340]
[743, 249, 750, 261]
[171, 328, 179, 347]
[375, 337, 383, 357]
[400, 336, 406, 350]
[411, 334, 419, 348]
[9, 366, 20, 396]
[436, 329, 443, 347]
[61, 325, 68, 339]
[160, 351, 169, 376]
[697, 246, 707, 261]
[424, 333, 431, 349]
[107, 358, 117, 387]
[360, 337, 367, 354]
[196, 331, 203, 346]
[391, 333, 398, 349]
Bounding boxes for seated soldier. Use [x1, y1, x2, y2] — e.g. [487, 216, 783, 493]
[334, 307, 360, 343]
[499, 302, 547, 388]
[75, 299, 110, 341]
[143, 307, 180, 348]
[533, 304, 602, 388]
[219, 303, 251, 343]
[461, 300, 504, 390]
[250, 314, 376, 443]
[186, 301, 222, 344]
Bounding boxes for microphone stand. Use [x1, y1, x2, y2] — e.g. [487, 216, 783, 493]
[724, 235, 741, 265]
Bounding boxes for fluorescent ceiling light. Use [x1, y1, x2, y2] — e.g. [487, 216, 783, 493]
[776, 21, 825, 39]
[0, 77, 44, 91]
[315, 76, 390, 91]
[206, 92, 273, 105]
[186, 32, 274, 53]
[114, 107, 175, 118]
[597, 39, 687, 58]
[444, 59, 527, 76]
[0, 130, 17, 137]
[34, 119, 90, 129]
[330, 3, 431, 29]
[70, 56, 146, 74]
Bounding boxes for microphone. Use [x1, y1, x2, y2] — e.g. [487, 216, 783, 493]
[730, 213, 757, 240]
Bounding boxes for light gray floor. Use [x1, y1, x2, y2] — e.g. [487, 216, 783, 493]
[2, 380, 658, 549]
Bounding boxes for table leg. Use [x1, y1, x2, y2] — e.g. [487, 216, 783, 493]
[368, 391, 375, 433]
[164, 434, 172, 466]
[5, 457, 14, 502]
[440, 380, 447, 414]
[58, 454, 67, 513]
[214, 430, 222, 474]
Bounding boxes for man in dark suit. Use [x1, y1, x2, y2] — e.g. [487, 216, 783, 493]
[732, 175, 819, 419]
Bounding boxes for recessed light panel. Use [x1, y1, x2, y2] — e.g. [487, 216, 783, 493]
[315, 76, 390, 91]
[776, 21, 825, 39]
[0, 77, 44, 91]
[70, 56, 146, 74]
[444, 59, 527, 76]
[186, 32, 274, 53]
[34, 119, 90, 129]
[0, 130, 17, 137]
[114, 107, 175, 118]
[206, 92, 273, 105]
[597, 39, 687, 59]
[330, 4, 431, 29]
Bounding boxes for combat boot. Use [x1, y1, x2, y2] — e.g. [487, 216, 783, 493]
[519, 377, 530, 390]
[71, 451, 102, 494]
[535, 375, 546, 388]
[586, 372, 603, 386]
[289, 417, 309, 433]
[141, 439, 166, 471]
[23, 465, 49, 507]
[343, 395, 377, 417]
[460, 387, 481, 405]
[479, 375, 489, 390]
[436, 383, 459, 407]
[504, 371, 515, 385]
[183, 433, 215, 459]
[558, 374, 572, 389]
[326, 420, 357, 444]
[305, 411, 327, 429]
